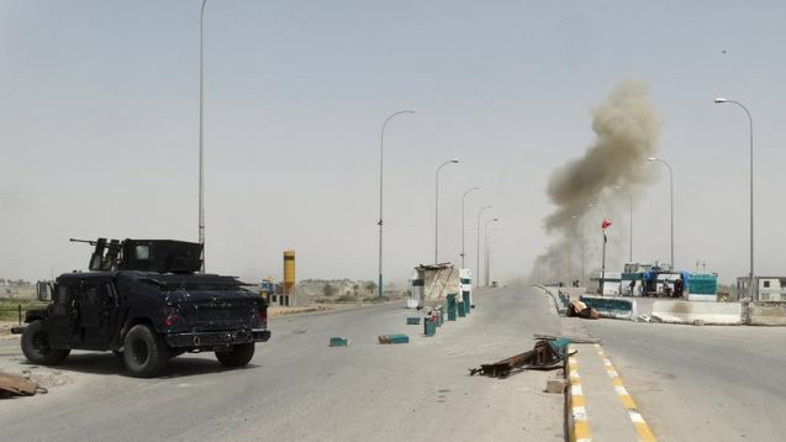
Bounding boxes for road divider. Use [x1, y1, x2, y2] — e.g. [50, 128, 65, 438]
[748, 302, 786, 326]
[651, 300, 742, 325]
[580, 296, 637, 320]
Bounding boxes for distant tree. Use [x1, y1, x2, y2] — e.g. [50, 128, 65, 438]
[364, 281, 377, 293]
[323, 283, 336, 297]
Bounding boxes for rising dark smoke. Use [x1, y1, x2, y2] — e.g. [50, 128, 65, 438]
[532, 79, 660, 283]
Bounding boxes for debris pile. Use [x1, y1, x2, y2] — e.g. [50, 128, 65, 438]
[0, 370, 47, 398]
[567, 300, 599, 319]
[469, 338, 573, 378]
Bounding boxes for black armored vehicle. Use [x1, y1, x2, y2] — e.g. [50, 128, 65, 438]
[14, 238, 270, 377]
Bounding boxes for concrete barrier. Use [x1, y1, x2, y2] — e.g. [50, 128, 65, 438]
[749, 302, 786, 326]
[651, 300, 742, 325]
[580, 296, 637, 320]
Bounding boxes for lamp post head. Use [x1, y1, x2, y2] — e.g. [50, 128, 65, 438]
[714, 97, 727, 104]
[451, 159, 460, 164]
[493, 217, 499, 222]
[613, 185, 621, 190]
[647, 157, 657, 162]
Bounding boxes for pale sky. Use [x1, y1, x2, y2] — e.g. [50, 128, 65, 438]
[2, 1, 786, 285]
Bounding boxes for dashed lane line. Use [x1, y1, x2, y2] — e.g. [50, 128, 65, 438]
[595, 344, 657, 442]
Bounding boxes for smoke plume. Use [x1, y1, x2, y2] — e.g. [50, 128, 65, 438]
[532, 79, 660, 282]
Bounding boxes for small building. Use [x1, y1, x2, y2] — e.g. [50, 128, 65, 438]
[737, 276, 786, 302]
[408, 263, 460, 309]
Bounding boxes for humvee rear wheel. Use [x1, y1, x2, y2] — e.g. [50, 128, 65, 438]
[123, 324, 169, 378]
[21, 320, 70, 365]
[215, 343, 255, 367]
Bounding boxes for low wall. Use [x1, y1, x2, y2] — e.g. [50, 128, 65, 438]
[749, 302, 786, 326]
[580, 295, 637, 320]
[652, 300, 742, 325]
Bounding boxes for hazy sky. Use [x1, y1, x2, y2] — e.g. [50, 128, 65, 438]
[2, 1, 786, 285]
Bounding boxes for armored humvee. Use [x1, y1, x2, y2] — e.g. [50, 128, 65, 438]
[14, 238, 270, 377]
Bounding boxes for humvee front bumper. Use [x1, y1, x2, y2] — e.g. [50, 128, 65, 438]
[165, 329, 271, 348]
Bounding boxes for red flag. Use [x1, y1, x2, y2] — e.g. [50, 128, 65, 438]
[601, 218, 612, 231]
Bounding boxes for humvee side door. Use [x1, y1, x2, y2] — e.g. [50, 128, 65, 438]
[78, 278, 119, 349]
[49, 283, 80, 348]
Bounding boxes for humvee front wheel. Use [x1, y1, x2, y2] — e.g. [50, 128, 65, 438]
[21, 320, 70, 365]
[215, 343, 255, 367]
[123, 324, 169, 378]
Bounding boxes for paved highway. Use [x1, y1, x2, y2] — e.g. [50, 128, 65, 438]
[583, 318, 786, 441]
[0, 287, 563, 442]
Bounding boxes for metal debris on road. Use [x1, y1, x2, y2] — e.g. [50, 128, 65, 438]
[378, 334, 410, 344]
[469, 338, 573, 378]
[567, 300, 599, 319]
[534, 334, 601, 344]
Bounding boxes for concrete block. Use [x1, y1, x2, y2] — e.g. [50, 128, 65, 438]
[580, 295, 637, 320]
[545, 378, 567, 394]
[652, 300, 742, 325]
[749, 303, 786, 326]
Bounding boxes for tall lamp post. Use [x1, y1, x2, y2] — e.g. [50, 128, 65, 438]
[198, 0, 207, 273]
[378, 110, 415, 298]
[476, 205, 493, 285]
[715, 97, 755, 301]
[434, 159, 460, 263]
[647, 157, 674, 270]
[460, 187, 480, 268]
[613, 185, 634, 263]
[484, 218, 499, 286]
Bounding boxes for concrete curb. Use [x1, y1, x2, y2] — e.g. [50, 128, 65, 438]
[534, 285, 567, 315]
[566, 343, 657, 442]
[566, 344, 591, 442]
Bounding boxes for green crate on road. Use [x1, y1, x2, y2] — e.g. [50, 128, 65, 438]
[329, 337, 349, 347]
[446, 294, 457, 321]
[378, 334, 410, 344]
[406, 317, 421, 325]
[423, 319, 436, 337]
[462, 291, 471, 315]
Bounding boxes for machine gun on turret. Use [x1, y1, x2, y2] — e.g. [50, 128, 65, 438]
[70, 238, 203, 274]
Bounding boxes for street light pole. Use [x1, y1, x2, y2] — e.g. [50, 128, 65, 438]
[484, 218, 498, 286]
[648, 157, 674, 270]
[434, 159, 460, 264]
[476, 205, 493, 286]
[613, 185, 633, 263]
[715, 98, 755, 301]
[460, 187, 480, 268]
[378, 110, 415, 298]
[198, 0, 207, 273]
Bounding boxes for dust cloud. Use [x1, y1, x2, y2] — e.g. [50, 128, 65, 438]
[532, 79, 660, 283]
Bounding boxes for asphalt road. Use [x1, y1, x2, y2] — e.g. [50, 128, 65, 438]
[0, 287, 564, 442]
[584, 319, 786, 441]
